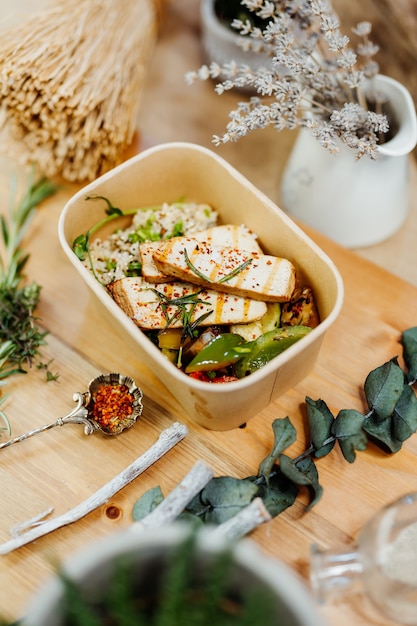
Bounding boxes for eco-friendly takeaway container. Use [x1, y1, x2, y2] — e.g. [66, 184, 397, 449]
[59, 142, 343, 430]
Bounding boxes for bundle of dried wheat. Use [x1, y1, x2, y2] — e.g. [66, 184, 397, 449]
[0, 0, 158, 182]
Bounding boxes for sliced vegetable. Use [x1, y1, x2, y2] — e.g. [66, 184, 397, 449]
[181, 327, 221, 363]
[281, 287, 320, 328]
[235, 325, 312, 378]
[157, 328, 183, 350]
[230, 302, 281, 342]
[185, 333, 247, 373]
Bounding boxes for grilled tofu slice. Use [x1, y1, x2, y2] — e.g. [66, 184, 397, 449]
[140, 225, 262, 283]
[152, 238, 296, 302]
[107, 276, 267, 330]
[195, 224, 262, 252]
[139, 240, 176, 283]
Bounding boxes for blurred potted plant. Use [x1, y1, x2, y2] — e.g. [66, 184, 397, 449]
[190, 0, 417, 247]
[15, 525, 325, 626]
[200, 0, 273, 77]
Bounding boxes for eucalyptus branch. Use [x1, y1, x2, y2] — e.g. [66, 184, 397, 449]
[133, 327, 417, 528]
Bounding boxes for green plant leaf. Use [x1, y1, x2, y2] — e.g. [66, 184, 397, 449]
[0, 394, 11, 437]
[364, 359, 405, 419]
[0, 340, 16, 364]
[0, 215, 8, 248]
[132, 486, 164, 522]
[402, 327, 417, 383]
[72, 233, 89, 261]
[106, 558, 145, 626]
[86, 194, 123, 217]
[176, 510, 204, 528]
[391, 383, 417, 441]
[362, 414, 402, 453]
[59, 573, 103, 626]
[306, 396, 335, 458]
[186, 476, 258, 525]
[251, 468, 298, 517]
[332, 409, 367, 463]
[280, 455, 323, 510]
[257, 417, 297, 482]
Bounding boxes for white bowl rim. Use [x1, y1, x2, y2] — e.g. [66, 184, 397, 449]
[21, 524, 326, 626]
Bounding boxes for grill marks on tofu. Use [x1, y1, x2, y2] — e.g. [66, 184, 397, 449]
[108, 223, 299, 330]
[153, 238, 296, 302]
[139, 240, 175, 283]
[107, 277, 268, 330]
[140, 224, 262, 284]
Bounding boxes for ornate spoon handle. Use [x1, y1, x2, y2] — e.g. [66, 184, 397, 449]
[0, 393, 92, 450]
[0, 373, 144, 451]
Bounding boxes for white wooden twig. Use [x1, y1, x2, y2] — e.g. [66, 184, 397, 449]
[138, 460, 214, 529]
[212, 497, 272, 541]
[134, 465, 270, 540]
[0, 422, 188, 556]
[2, 425, 272, 557]
[9, 507, 54, 538]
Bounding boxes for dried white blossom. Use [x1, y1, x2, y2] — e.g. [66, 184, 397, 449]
[188, 0, 391, 159]
[352, 21, 372, 37]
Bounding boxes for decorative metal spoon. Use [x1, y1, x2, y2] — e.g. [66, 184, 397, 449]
[0, 373, 143, 450]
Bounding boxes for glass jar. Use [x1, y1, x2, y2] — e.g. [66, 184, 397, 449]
[310, 492, 417, 624]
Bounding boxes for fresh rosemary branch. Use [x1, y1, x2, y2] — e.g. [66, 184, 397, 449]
[0, 174, 58, 433]
[151, 288, 213, 367]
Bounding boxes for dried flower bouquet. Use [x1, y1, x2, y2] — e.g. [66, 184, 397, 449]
[187, 0, 390, 159]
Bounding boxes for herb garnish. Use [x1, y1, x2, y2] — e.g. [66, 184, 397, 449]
[0, 174, 58, 433]
[73, 196, 194, 284]
[134, 327, 417, 524]
[184, 247, 253, 284]
[151, 288, 213, 367]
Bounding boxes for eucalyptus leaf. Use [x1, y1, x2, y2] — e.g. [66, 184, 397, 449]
[362, 414, 402, 453]
[257, 417, 296, 482]
[252, 468, 298, 517]
[402, 327, 417, 383]
[306, 397, 335, 458]
[176, 511, 204, 528]
[332, 409, 367, 463]
[392, 383, 417, 441]
[280, 455, 323, 510]
[132, 486, 164, 522]
[364, 359, 405, 419]
[185, 476, 258, 525]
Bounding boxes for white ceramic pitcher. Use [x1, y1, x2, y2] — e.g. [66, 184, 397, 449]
[280, 75, 417, 248]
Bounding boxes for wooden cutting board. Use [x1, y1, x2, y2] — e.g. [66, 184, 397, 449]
[0, 181, 416, 626]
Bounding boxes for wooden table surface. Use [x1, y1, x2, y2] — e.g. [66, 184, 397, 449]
[1, 1, 417, 625]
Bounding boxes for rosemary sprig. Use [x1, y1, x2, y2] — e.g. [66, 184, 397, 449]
[183, 248, 253, 284]
[0, 173, 58, 433]
[151, 288, 213, 367]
